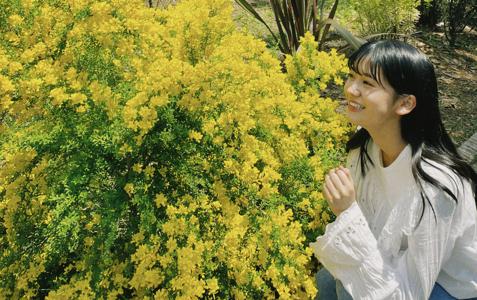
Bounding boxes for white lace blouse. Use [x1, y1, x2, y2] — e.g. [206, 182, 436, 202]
[310, 139, 477, 299]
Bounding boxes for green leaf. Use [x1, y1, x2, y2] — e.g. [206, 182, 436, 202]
[325, 18, 367, 50]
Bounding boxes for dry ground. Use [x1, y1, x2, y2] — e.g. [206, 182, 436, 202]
[415, 28, 477, 146]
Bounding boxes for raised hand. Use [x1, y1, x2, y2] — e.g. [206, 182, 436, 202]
[323, 166, 356, 216]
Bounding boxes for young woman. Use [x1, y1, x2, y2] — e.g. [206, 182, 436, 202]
[310, 40, 477, 300]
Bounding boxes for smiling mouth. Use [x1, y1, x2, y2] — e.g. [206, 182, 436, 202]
[348, 101, 365, 110]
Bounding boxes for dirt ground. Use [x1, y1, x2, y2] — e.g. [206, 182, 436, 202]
[414, 28, 477, 146]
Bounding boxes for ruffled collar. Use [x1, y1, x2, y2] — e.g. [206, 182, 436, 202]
[368, 139, 413, 179]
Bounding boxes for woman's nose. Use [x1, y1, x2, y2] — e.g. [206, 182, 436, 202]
[345, 80, 360, 97]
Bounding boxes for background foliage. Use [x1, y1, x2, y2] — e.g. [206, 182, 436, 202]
[0, 0, 351, 298]
[232, 0, 423, 53]
[342, 0, 421, 35]
[234, 0, 342, 55]
[438, 0, 476, 46]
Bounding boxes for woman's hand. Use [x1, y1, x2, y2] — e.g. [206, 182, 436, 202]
[323, 166, 356, 216]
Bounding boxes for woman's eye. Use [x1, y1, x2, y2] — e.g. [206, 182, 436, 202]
[363, 80, 374, 86]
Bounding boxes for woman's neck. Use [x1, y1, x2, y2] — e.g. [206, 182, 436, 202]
[368, 128, 408, 168]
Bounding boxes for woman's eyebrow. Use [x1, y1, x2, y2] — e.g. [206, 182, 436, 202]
[351, 70, 376, 81]
[360, 72, 374, 79]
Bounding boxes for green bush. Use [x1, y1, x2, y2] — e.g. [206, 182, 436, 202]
[346, 0, 421, 35]
[439, 0, 477, 46]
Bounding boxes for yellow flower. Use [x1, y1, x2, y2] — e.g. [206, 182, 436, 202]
[70, 93, 87, 105]
[8, 15, 24, 27]
[124, 183, 134, 197]
[206, 278, 219, 295]
[8, 62, 23, 75]
[150, 95, 169, 107]
[188, 130, 203, 142]
[155, 193, 167, 208]
[75, 105, 87, 113]
[49, 88, 69, 106]
[132, 163, 143, 173]
[0, 75, 15, 94]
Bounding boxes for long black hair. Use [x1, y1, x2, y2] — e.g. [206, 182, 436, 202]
[345, 40, 477, 225]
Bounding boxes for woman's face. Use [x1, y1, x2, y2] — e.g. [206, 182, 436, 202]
[343, 63, 402, 131]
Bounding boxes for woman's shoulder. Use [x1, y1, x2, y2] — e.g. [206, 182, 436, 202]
[419, 158, 477, 238]
[419, 158, 471, 199]
[417, 158, 477, 227]
[345, 138, 377, 170]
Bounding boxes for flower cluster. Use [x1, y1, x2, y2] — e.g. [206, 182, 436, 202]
[285, 32, 349, 96]
[0, 0, 351, 298]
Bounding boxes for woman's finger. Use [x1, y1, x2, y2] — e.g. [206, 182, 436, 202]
[329, 169, 346, 191]
[336, 169, 351, 186]
[323, 184, 333, 203]
[339, 166, 353, 182]
[325, 174, 340, 199]
[334, 169, 355, 199]
[338, 166, 351, 178]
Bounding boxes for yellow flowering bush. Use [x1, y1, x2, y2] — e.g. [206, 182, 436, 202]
[0, 0, 351, 298]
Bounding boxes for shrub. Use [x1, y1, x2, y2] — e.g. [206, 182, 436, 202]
[234, 0, 358, 55]
[439, 0, 477, 46]
[347, 0, 421, 35]
[0, 0, 350, 298]
[416, 0, 476, 46]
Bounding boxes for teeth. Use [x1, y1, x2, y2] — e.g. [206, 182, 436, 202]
[349, 102, 364, 110]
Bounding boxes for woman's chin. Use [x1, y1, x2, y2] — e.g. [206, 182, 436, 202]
[344, 112, 361, 126]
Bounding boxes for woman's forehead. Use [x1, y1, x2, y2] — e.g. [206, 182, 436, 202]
[351, 57, 374, 75]
[351, 57, 386, 83]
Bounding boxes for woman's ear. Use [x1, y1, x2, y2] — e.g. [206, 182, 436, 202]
[396, 94, 416, 116]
